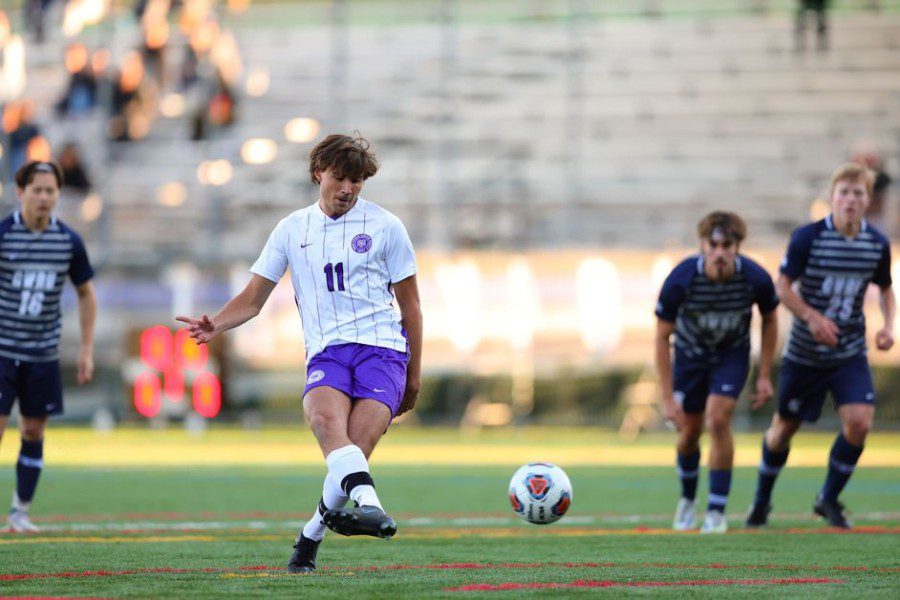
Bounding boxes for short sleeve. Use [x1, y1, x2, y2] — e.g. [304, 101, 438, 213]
[752, 268, 779, 314]
[780, 227, 813, 280]
[873, 241, 892, 288]
[655, 269, 686, 322]
[384, 217, 417, 283]
[68, 232, 94, 286]
[250, 219, 289, 282]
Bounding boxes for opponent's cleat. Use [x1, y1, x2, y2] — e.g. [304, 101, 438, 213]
[699, 510, 728, 534]
[745, 502, 771, 528]
[7, 509, 39, 533]
[322, 505, 397, 539]
[286, 533, 320, 573]
[672, 497, 696, 531]
[814, 495, 851, 529]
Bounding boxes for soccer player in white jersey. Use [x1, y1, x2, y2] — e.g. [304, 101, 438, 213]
[0, 161, 96, 532]
[176, 134, 422, 572]
[746, 163, 894, 529]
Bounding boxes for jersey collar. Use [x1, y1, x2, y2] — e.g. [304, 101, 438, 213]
[316, 197, 364, 220]
[696, 254, 743, 276]
[825, 213, 868, 234]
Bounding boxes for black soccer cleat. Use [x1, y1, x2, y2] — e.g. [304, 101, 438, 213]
[286, 533, 321, 573]
[814, 495, 851, 529]
[322, 505, 397, 539]
[745, 502, 772, 528]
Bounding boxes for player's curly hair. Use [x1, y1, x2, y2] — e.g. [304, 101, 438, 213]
[829, 162, 875, 199]
[697, 211, 746, 243]
[308, 133, 379, 184]
[15, 160, 64, 189]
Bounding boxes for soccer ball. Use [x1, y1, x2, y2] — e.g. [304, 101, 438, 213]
[508, 462, 573, 525]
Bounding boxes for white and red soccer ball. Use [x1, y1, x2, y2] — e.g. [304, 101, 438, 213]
[508, 462, 573, 525]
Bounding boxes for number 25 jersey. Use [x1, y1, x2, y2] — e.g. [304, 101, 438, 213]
[251, 198, 417, 363]
[781, 215, 892, 367]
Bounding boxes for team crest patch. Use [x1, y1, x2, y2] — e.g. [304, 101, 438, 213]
[307, 370, 325, 385]
[351, 233, 372, 253]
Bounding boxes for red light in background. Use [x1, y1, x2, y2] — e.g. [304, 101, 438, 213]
[174, 328, 209, 370]
[140, 325, 173, 371]
[134, 371, 162, 418]
[192, 371, 222, 418]
[163, 364, 185, 402]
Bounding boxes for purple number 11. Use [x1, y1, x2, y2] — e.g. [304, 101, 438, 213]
[324, 262, 345, 292]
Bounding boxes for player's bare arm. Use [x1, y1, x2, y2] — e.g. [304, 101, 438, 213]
[876, 284, 895, 351]
[393, 274, 422, 416]
[176, 275, 277, 344]
[654, 318, 682, 427]
[776, 273, 838, 347]
[76, 280, 96, 384]
[752, 309, 778, 409]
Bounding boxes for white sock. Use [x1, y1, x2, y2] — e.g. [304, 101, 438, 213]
[325, 444, 383, 510]
[11, 492, 30, 513]
[301, 473, 348, 541]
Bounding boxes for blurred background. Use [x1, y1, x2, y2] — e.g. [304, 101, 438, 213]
[1, 0, 899, 433]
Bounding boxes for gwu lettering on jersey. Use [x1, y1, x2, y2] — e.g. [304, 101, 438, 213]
[781, 215, 892, 367]
[0, 212, 94, 362]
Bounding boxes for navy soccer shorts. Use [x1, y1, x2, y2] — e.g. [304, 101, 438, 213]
[777, 354, 875, 423]
[673, 345, 750, 414]
[0, 357, 64, 418]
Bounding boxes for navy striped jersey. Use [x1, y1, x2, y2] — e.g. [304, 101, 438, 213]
[656, 255, 779, 360]
[781, 215, 892, 367]
[0, 212, 94, 362]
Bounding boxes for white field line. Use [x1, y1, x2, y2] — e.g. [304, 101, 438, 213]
[21, 512, 900, 533]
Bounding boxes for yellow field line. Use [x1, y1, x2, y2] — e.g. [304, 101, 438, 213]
[0, 429, 898, 467]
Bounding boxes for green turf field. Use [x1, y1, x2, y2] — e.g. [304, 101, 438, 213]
[0, 428, 897, 598]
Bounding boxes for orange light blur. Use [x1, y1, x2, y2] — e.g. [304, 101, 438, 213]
[144, 19, 170, 50]
[0, 11, 10, 46]
[2, 103, 21, 133]
[140, 325, 174, 371]
[120, 51, 145, 93]
[134, 371, 163, 418]
[179, 0, 212, 35]
[227, 0, 252, 14]
[91, 48, 110, 74]
[25, 137, 52, 162]
[64, 43, 89, 74]
[189, 20, 219, 54]
[192, 372, 222, 418]
[174, 328, 209, 370]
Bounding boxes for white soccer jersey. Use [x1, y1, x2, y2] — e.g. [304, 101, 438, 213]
[251, 198, 417, 363]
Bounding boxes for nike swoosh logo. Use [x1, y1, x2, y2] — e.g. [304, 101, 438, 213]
[373, 388, 385, 393]
[300, 243, 312, 248]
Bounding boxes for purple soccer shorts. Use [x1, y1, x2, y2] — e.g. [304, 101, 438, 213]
[303, 343, 408, 417]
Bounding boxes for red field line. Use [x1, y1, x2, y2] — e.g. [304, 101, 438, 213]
[446, 577, 846, 591]
[2, 561, 897, 582]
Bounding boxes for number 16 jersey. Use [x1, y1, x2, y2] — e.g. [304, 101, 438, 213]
[251, 198, 417, 363]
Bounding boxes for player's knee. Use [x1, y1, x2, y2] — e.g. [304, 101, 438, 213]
[704, 412, 731, 437]
[843, 418, 871, 445]
[19, 423, 44, 441]
[307, 411, 341, 438]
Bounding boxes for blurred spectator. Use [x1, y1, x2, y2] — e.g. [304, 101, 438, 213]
[191, 68, 237, 141]
[23, 0, 54, 44]
[108, 51, 158, 142]
[3, 100, 42, 177]
[852, 145, 894, 237]
[55, 44, 98, 117]
[57, 142, 92, 194]
[795, 0, 830, 52]
[140, 0, 173, 88]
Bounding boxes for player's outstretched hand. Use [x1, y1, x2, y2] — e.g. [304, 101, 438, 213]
[806, 310, 839, 347]
[396, 375, 420, 417]
[751, 377, 773, 410]
[77, 347, 94, 384]
[876, 326, 895, 351]
[175, 314, 218, 344]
